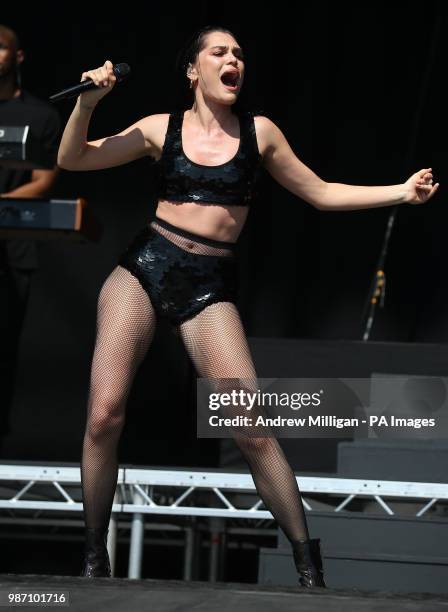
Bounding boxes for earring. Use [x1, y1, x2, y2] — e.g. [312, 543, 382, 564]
[187, 63, 194, 89]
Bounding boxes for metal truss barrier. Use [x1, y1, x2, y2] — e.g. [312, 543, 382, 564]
[0, 464, 447, 579]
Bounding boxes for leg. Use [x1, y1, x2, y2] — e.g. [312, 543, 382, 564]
[177, 301, 310, 543]
[81, 265, 157, 535]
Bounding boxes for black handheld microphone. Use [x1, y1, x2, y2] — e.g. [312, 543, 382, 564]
[49, 63, 131, 103]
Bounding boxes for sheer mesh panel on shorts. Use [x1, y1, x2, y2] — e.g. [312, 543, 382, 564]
[150, 221, 234, 257]
[81, 265, 157, 530]
[178, 301, 310, 543]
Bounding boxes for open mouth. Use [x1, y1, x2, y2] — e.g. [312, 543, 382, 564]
[220, 72, 240, 90]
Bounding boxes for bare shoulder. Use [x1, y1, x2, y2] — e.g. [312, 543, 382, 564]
[138, 113, 171, 161]
[253, 115, 283, 162]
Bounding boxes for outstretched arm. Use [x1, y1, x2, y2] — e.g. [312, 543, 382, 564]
[320, 169, 438, 209]
[257, 117, 439, 210]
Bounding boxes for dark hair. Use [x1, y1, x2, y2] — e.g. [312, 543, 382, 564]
[176, 25, 237, 84]
[174, 24, 267, 117]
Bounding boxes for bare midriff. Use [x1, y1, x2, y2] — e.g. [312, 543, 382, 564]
[154, 199, 250, 243]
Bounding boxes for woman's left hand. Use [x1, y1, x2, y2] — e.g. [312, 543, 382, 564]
[404, 168, 439, 205]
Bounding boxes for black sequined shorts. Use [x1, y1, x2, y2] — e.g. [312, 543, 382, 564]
[117, 216, 238, 325]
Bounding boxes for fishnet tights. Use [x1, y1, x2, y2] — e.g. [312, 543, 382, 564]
[150, 220, 235, 257]
[81, 265, 156, 530]
[179, 302, 309, 543]
[81, 227, 309, 543]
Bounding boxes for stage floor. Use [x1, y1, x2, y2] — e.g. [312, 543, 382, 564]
[1, 574, 447, 611]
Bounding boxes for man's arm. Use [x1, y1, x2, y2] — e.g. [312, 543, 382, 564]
[0, 167, 60, 198]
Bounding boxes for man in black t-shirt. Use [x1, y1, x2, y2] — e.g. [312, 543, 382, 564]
[0, 24, 60, 443]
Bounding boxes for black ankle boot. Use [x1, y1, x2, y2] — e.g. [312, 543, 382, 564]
[81, 528, 111, 577]
[291, 538, 326, 588]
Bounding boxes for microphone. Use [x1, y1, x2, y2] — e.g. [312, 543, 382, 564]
[49, 63, 131, 103]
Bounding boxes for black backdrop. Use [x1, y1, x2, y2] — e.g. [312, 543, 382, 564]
[1, 2, 448, 464]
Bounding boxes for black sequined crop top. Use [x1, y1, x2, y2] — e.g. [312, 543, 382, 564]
[153, 109, 263, 206]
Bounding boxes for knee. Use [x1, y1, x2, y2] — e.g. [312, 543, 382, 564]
[235, 435, 273, 457]
[86, 395, 126, 441]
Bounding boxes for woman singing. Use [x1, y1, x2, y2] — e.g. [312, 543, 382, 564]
[57, 24, 438, 587]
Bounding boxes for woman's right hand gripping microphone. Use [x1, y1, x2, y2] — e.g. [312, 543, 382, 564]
[78, 60, 117, 109]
